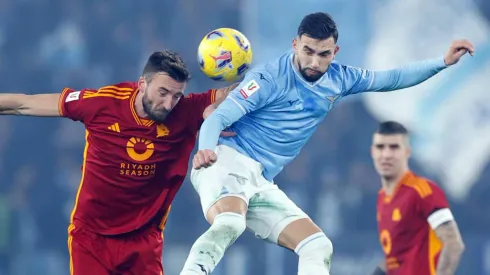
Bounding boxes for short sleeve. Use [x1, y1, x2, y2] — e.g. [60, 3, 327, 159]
[341, 65, 375, 96]
[185, 89, 217, 128]
[417, 182, 452, 228]
[59, 88, 98, 122]
[227, 71, 276, 114]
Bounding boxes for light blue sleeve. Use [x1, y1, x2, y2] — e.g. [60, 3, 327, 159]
[198, 71, 276, 151]
[342, 56, 448, 96]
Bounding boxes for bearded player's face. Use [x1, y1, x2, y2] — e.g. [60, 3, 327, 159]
[293, 35, 339, 82]
[139, 73, 185, 122]
[371, 134, 411, 179]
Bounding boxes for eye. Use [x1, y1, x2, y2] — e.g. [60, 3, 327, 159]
[303, 48, 313, 55]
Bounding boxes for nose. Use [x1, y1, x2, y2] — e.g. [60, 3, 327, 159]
[162, 99, 173, 111]
[311, 57, 321, 69]
[381, 148, 393, 159]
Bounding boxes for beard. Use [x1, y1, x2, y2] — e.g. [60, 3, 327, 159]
[142, 91, 170, 122]
[299, 65, 325, 82]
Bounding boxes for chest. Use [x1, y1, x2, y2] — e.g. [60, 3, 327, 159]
[270, 74, 343, 120]
[86, 113, 195, 164]
[377, 196, 425, 239]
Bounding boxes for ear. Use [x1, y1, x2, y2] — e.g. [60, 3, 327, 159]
[292, 37, 298, 51]
[138, 76, 146, 93]
[334, 45, 340, 55]
[406, 146, 412, 158]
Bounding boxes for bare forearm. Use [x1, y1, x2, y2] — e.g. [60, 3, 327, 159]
[435, 220, 465, 275]
[436, 242, 464, 275]
[0, 93, 60, 116]
[0, 94, 26, 115]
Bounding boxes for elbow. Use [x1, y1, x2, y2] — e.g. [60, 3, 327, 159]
[202, 110, 228, 132]
[447, 240, 465, 256]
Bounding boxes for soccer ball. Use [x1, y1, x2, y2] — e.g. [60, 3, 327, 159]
[197, 28, 253, 82]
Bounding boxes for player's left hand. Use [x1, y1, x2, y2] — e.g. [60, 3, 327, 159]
[193, 149, 217, 169]
[444, 39, 475, 66]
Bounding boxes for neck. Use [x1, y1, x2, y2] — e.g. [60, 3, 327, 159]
[134, 91, 148, 118]
[381, 168, 409, 196]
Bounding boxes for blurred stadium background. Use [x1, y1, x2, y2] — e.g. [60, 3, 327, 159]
[0, 0, 489, 274]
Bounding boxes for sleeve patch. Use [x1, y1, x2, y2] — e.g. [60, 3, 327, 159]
[66, 91, 81, 102]
[239, 80, 260, 99]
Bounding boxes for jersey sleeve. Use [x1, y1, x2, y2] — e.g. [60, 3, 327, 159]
[58, 87, 98, 122]
[185, 89, 217, 128]
[340, 65, 375, 96]
[417, 182, 453, 229]
[227, 70, 277, 114]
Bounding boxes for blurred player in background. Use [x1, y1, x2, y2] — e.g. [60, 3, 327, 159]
[180, 12, 474, 275]
[370, 121, 464, 275]
[0, 50, 236, 275]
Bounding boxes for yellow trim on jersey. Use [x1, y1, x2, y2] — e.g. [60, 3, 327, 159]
[67, 224, 75, 275]
[58, 88, 70, 116]
[211, 89, 217, 103]
[70, 131, 90, 223]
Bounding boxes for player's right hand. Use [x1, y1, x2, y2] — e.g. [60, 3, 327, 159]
[193, 149, 217, 169]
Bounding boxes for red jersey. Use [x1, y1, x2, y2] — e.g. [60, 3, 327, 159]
[59, 82, 217, 235]
[377, 171, 451, 275]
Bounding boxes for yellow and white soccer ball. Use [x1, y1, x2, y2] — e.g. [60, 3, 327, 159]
[198, 28, 253, 82]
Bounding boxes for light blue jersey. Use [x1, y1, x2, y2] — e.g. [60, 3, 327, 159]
[199, 51, 447, 181]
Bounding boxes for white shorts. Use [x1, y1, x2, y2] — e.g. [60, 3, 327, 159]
[190, 145, 309, 244]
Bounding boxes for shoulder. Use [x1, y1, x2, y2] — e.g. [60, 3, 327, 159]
[79, 82, 137, 102]
[247, 50, 293, 86]
[401, 172, 445, 199]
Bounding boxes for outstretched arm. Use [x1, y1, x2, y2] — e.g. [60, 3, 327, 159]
[0, 93, 61, 116]
[344, 39, 475, 95]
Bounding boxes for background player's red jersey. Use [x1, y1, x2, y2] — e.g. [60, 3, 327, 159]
[377, 171, 450, 275]
[59, 82, 216, 235]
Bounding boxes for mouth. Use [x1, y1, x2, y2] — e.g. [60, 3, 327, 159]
[380, 163, 393, 169]
[306, 69, 321, 75]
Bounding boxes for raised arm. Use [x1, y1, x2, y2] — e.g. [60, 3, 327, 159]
[0, 93, 61, 116]
[343, 39, 475, 95]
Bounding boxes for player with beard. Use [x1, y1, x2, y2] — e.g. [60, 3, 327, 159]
[0, 50, 237, 275]
[180, 12, 474, 275]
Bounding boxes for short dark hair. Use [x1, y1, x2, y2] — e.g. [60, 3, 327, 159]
[142, 50, 191, 83]
[297, 12, 338, 42]
[375, 121, 409, 135]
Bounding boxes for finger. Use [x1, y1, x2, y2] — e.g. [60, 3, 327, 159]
[220, 131, 237, 137]
[193, 156, 201, 169]
[209, 152, 217, 162]
[198, 152, 209, 167]
[455, 40, 475, 54]
[455, 48, 468, 58]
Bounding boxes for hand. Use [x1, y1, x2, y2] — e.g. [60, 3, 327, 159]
[193, 149, 217, 169]
[444, 39, 475, 66]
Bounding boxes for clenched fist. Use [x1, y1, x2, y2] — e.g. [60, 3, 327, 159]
[444, 39, 475, 66]
[192, 149, 217, 169]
